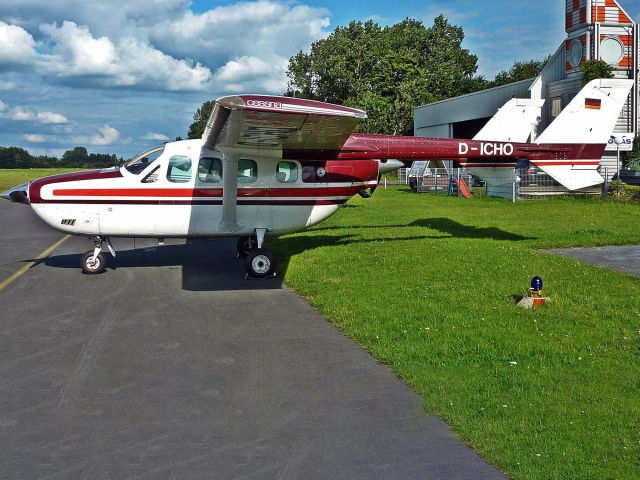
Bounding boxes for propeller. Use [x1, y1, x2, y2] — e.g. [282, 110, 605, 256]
[1, 182, 30, 204]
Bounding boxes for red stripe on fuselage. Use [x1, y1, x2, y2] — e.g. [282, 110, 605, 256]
[51, 186, 365, 198]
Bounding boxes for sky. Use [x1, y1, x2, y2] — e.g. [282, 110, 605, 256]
[0, 0, 638, 159]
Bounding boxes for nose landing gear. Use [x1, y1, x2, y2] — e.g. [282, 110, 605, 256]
[81, 236, 116, 275]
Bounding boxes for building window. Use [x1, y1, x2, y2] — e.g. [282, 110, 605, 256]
[600, 37, 624, 65]
[166, 155, 192, 183]
[238, 159, 257, 183]
[569, 39, 583, 68]
[197, 157, 222, 183]
[276, 161, 299, 183]
[551, 98, 562, 119]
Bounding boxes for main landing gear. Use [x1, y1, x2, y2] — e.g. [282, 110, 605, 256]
[81, 236, 116, 275]
[236, 229, 276, 278]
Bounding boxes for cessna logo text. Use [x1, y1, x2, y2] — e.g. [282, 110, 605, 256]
[458, 142, 514, 156]
[247, 100, 283, 109]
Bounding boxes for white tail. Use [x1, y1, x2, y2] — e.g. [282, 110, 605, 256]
[467, 98, 544, 187]
[536, 78, 633, 144]
[474, 98, 544, 143]
[533, 78, 634, 190]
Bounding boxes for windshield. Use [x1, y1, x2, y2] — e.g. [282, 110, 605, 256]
[123, 145, 165, 174]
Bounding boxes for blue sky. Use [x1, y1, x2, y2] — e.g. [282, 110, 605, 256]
[0, 0, 638, 159]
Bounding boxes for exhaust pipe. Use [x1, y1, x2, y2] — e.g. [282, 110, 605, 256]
[1, 182, 30, 204]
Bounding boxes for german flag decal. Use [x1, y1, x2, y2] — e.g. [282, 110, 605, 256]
[585, 98, 601, 110]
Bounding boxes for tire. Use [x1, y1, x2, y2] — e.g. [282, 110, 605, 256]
[245, 249, 276, 278]
[81, 251, 106, 274]
[236, 236, 257, 257]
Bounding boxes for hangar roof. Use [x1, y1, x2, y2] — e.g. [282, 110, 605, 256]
[414, 79, 534, 128]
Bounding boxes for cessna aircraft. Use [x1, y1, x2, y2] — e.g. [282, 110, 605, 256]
[1, 79, 633, 277]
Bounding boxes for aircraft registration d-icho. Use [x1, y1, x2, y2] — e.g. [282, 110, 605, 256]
[1, 79, 632, 277]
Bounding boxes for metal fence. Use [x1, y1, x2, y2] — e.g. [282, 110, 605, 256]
[405, 166, 607, 200]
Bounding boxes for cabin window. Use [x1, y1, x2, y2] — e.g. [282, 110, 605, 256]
[238, 159, 257, 183]
[166, 155, 192, 183]
[551, 97, 562, 119]
[276, 161, 299, 183]
[197, 157, 222, 183]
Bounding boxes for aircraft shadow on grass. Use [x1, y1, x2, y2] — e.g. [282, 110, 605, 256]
[35, 233, 438, 292]
[310, 217, 536, 242]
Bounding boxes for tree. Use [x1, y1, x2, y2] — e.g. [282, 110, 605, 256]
[285, 16, 485, 135]
[490, 58, 549, 87]
[580, 59, 614, 84]
[187, 100, 215, 139]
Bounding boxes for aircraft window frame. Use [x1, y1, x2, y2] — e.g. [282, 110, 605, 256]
[197, 157, 223, 184]
[238, 159, 257, 184]
[166, 155, 193, 183]
[276, 161, 299, 183]
[142, 165, 160, 183]
[123, 145, 165, 175]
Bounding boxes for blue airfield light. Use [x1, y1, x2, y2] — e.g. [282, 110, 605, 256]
[531, 276, 543, 291]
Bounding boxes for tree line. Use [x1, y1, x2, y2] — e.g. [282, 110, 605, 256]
[0, 146, 123, 169]
[188, 16, 551, 138]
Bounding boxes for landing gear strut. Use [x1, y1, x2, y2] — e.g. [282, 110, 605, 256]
[241, 228, 276, 278]
[81, 236, 115, 274]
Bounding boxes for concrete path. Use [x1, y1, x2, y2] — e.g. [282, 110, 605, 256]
[548, 245, 640, 277]
[0, 200, 505, 479]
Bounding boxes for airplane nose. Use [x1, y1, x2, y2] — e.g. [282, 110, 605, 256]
[1, 182, 30, 204]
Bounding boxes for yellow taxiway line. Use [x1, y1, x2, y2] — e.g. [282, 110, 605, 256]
[0, 235, 70, 292]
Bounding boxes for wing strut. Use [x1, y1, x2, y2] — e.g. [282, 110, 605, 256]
[219, 149, 241, 233]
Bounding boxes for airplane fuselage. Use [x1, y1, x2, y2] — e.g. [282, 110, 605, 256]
[27, 139, 379, 238]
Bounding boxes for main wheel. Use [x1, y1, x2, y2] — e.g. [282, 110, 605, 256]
[81, 251, 107, 274]
[236, 236, 257, 257]
[245, 249, 276, 278]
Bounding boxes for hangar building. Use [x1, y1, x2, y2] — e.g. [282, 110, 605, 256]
[414, 0, 637, 191]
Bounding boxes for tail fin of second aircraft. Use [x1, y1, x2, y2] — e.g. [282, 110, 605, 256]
[474, 98, 544, 143]
[465, 98, 544, 187]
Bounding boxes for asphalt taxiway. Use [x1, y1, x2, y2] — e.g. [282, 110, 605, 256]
[0, 201, 505, 479]
[548, 244, 640, 277]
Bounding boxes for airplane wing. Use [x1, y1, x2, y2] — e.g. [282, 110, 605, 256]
[202, 95, 367, 151]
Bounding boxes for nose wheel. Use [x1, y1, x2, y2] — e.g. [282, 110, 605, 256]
[81, 251, 106, 274]
[80, 236, 115, 274]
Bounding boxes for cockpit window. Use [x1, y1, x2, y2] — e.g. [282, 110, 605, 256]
[123, 145, 165, 174]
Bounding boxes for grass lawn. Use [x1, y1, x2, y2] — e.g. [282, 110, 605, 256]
[272, 188, 640, 480]
[0, 168, 83, 192]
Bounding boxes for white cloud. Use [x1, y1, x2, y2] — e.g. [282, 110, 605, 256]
[0, 99, 6, 112]
[142, 132, 170, 141]
[7, 106, 69, 124]
[215, 55, 289, 93]
[89, 125, 119, 145]
[23, 134, 47, 142]
[0, 81, 16, 90]
[0, 21, 37, 65]
[37, 21, 212, 91]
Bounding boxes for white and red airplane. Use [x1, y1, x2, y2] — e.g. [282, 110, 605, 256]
[1, 79, 632, 277]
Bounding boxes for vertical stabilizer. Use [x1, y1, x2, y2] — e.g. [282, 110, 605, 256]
[533, 78, 633, 190]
